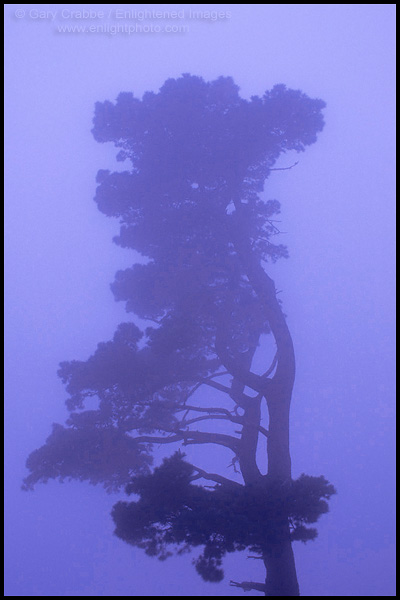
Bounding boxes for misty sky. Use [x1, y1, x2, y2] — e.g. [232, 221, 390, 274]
[4, 4, 396, 597]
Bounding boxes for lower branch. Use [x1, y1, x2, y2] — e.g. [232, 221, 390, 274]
[189, 465, 242, 489]
[230, 580, 266, 593]
[131, 430, 240, 453]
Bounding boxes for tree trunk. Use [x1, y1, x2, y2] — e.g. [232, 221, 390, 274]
[263, 529, 300, 596]
[231, 198, 300, 595]
[248, 267, 299, 595]
[266, 397, 291, 481]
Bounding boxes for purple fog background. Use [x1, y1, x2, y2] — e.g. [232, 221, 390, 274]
[4, 4, 395, 596]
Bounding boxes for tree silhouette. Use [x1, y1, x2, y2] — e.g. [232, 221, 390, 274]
[23, 74, 335, 596]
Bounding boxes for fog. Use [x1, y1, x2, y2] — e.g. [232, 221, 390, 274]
[4, 4, 395, 597]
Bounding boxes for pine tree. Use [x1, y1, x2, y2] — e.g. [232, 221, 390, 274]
[23, 74, 334, 595]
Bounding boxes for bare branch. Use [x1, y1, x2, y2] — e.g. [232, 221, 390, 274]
[179, 414, 244, 427]
[182, 430, 240, 452]
[176, 409, 268, 439]
[202, 379, 233, 395]
[179, 375, 234, 407]
[269, 160, 299, 171]
[183, 381, 203, 403]
[258, 425, 269, 438]
[130, 433, 186, 445]
[176, 405, 233, 416]
[228, 456, 241, 474]
[131, 430, 240, 453]
[230, 580, 266, 593]
[205, 370, 230, 379]
[262, 351, 278, 378]
[189, 464, 242, 489]
[182, 377, 264, 413]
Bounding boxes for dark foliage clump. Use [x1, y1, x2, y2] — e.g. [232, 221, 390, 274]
[22, 416, 152, 493]
[112, 453, 336, 582]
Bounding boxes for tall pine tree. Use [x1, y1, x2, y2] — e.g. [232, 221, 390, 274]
[24, 74, 334, 596]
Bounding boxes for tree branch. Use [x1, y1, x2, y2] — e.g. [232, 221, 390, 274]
[269, 160, 299, 171]
[181, 430, 240, 451]
[176, 405, 233, 416]
[206, 370, 230, 379]
[176, 406, 269, 438]
[262, 351, 278, 378]
[215, 328, 270, 395]
[179, 414, 244, 427]
[131, 430, 240, 452]
[181, 377, 263, 413]
[180, 374, 233, 406]
[230, 580, 266, 593]
[189, 464, 242, 489]
[201, 379, 233, 395]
